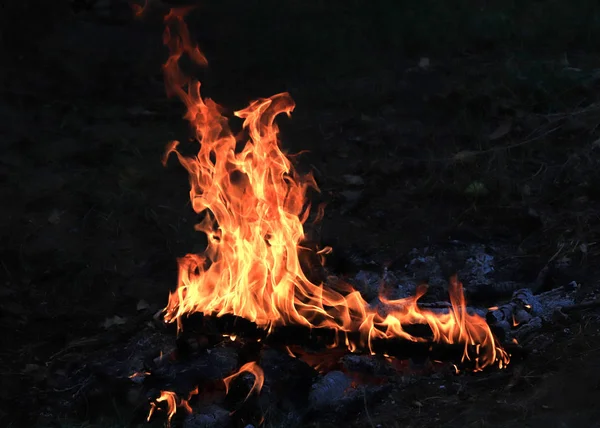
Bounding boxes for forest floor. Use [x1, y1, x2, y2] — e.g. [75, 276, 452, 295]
[3, 1, 600, 427]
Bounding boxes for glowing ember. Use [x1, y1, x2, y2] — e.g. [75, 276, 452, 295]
[159, 8, 509, 371]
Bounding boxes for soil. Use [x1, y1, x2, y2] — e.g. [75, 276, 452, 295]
[3, 2, 600, 427]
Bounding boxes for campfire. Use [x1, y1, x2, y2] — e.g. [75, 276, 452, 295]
[13, 1, 600, 427]
[37, 5, 590, 421]
[123, 7, 518, 426]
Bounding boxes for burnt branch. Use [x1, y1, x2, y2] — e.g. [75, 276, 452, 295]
[177, 314, 522, 371]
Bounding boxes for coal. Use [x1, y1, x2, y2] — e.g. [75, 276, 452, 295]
[184, 405, 230, 428]
[340, 354, 396, 376]
[144, 344, 239, 394]
[307, 370, 390, 418]
[486, 284, 577, 342]
[259, 348, 316, 400]
[308, 371, 353, 411]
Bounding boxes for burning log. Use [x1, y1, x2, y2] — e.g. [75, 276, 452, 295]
[486, 288, 540, 328]
[175, 314, 518, 371]
[92, 8, 530, 427]
[486, 283, 578, 342]
[153, 7, 509, 374]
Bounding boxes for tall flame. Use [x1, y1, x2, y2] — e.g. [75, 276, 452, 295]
[160, 8, 508, 371]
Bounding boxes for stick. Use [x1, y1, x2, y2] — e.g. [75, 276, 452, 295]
[179, 315, 521, 370]
[560, 299, 600, 313]
[552, 299, 600, 322]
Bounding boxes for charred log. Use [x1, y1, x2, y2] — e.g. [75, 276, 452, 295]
[176, 314, 522, 370]
[486, 283, 578, 342]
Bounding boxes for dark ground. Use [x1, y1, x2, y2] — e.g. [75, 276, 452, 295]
[3, 1, 600, 427]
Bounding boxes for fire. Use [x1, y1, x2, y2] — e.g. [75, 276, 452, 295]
[158, 8, 509, 371]
[147, 388, 197, 427]
[130, 0, 146, 17]
[222, 361, 265, 402]
[146, 364, 264, 425]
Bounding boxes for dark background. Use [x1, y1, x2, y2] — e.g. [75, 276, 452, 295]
[3, 0, 600, 426]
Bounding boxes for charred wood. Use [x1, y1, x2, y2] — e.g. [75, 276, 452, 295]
[177, 314, 522, 370]
[486, 283, 577, 342]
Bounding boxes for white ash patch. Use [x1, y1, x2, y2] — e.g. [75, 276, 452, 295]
[461, 247, 495, 283]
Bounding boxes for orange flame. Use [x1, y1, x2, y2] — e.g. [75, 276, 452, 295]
[147, 388, 198, 427]
[159, 9, 508, 371]
[222, 361, 265, 402]
[130, 0, 147, 17]
[129, 371, 151, 379]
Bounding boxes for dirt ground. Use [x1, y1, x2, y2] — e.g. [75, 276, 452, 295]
[3, 1, 600, 427]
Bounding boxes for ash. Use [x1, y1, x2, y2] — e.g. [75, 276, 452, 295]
[347, 241, 555, 302]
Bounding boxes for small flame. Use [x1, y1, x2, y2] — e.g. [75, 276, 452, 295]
[147, 391, 177, 426]
[285, 346, 296, 358]
[222, 362, 265, 402]
[159, 8, 508, 371]
[130, 0, 147, 17]
[129, 371, 151, 384]
[512, 314, 519, 327]
[129, 371, 151, 379]
[147, 388, 198, 427]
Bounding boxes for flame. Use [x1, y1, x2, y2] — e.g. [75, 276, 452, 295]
[130, 0, 147, 17]
[129, 371, 151, 379]
[223, 334, 237, 341]
[222, 361, 265, 401]
[159, 8, 508, 371]
[147, 388, 198, 427]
